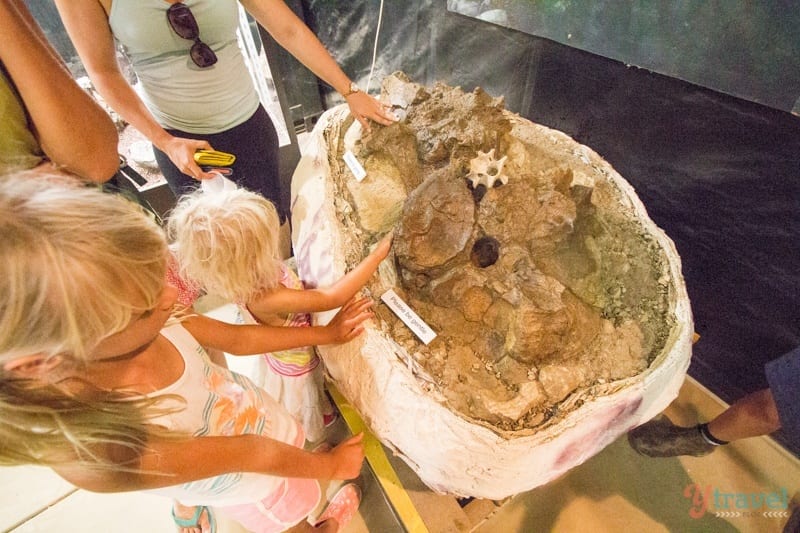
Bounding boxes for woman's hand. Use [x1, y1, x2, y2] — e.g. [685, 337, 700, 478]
[242, 0, 397, 132]
[326, 433, 365, 480]
[346, 92, 397, 131]
[323, 297, 374, 344]
[160, 136, 219, 180]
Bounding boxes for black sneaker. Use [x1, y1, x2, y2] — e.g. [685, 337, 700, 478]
[627, 415, 716, 457]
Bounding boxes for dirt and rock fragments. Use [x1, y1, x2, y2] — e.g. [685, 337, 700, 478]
[324, 72, 675, 433]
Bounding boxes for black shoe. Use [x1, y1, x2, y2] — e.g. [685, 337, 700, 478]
[627, 415, 716, 457]
[783, 505, 799, 533]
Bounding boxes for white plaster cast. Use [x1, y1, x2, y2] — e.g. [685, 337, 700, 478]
[291, 102, 692, 499]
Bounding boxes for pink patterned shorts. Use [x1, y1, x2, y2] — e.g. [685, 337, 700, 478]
[218, 476, 321, 533]
[216, 430, 321, 533]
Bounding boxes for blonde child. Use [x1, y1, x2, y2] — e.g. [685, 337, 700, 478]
[0, 173, 372, 532]
[168, 188, 392, 443]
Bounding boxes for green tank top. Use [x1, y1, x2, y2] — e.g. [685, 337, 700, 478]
[108, 0, 259, 133]
[0, 64, 44, 174]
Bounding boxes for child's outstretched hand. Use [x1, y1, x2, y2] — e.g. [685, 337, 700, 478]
[324, 297, 374, 344]
[326, 433, 365, 479]
[372, 231, 394, 261]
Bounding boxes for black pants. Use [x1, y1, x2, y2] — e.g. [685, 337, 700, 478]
[153, 105, 285, 221]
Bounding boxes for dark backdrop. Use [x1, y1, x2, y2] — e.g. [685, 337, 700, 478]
[448, 0, 800, 114]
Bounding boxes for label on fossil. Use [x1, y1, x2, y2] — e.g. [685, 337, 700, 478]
[381, 289, 437, 345]
[343, 150, 367, 181]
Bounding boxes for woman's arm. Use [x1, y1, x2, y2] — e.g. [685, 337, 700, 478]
[0, 0, 119, 182]
[251, 233, 393, 315]
[182, 297, 374, 355]
[54, 433, 365, 493]
[241, 0, 396, 130]
[52, 0, 217, 180]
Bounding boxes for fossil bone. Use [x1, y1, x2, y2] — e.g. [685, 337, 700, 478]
[467, 149, 508, 188]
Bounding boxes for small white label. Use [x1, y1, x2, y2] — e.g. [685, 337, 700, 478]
[343, 150, 367, 182]
[381, 289, 437, 345]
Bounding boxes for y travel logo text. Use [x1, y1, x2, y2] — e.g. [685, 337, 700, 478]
[684, 484, 789, 519]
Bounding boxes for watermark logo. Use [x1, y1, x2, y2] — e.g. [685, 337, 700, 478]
[683, 484, 790, 519]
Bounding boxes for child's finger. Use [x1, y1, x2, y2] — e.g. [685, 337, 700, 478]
[342, 295, 368, 310]
[350, 303, 373, 320]
[343, 325, 365, 341]
[346, 298, 373, 315]
[338, 301, 370, 322]
[344, 310, 373, 330]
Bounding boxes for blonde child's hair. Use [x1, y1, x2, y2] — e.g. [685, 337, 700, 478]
[0, 173, 177, 471]
[167, 188, 283, 303]
[0, 174, 168, 362]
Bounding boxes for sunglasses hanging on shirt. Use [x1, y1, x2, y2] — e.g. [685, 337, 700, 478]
[166, 3, 218, 68]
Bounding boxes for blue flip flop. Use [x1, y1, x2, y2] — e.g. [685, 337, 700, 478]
[172, 504, 217, 533]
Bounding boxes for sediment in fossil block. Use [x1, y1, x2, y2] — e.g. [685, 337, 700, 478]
[291, 72, 692, 497]
[328, 73, 674, 430]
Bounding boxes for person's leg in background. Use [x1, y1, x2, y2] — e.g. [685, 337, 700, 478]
[628, 346, 800, 457]
[705, 388, 781, 442]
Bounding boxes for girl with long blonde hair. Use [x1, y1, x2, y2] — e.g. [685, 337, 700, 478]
[0, 173, 372, 532]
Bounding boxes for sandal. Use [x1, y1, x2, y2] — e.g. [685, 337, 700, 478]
[313, 483, 361, 530]
[172, 504, 217, 533]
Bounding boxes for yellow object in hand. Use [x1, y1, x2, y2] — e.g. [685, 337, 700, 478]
[194, 149, 236, 166]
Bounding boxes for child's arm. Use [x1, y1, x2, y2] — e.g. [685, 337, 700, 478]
[54, 433, 365, 493]
[182, 297, 374, 355]
[250, 232, 393, 316]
